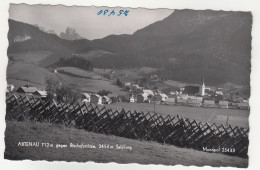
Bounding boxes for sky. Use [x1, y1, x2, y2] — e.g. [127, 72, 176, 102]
[9, 4, 174, 40]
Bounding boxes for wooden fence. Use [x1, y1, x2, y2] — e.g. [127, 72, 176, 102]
[6, 94, 249, 158]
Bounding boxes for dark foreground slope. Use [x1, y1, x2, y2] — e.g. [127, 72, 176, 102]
[5, 121, 248, 167]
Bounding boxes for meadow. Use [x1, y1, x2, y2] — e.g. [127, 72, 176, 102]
[56, 67, 103, 80]
[7, 59, 126, 95]
[7, 61, 56, 88]
[8, 51, 52, 65]
[108, 102, 249, 128]
[56, 73, 126, 95]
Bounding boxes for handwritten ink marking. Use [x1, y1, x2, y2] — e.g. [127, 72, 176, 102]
[124, 10, 130, 16]
[97, 9, 130, 16]
[103, 9, 109, 15]
[117, 10, 124, 16]
[108, 10, 115, 16]
[97, 10, 103, 15]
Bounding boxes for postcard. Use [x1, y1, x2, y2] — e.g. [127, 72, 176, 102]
[1, 1, 259, 170]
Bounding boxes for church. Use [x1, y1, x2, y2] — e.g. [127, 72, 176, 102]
[182, 76, 205, 96]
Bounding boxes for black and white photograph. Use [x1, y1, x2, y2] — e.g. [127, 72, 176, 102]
[3, 2, 253, 168]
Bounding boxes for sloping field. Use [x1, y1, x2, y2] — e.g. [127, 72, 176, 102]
[108, 102, 249, 128]
[7, 60, 125, 95]
[56, 67, 103, 80]
[7, 61, 56, 88]
[4, 121, 248, 167]
[115, 68, 156, 82]
[7, 78, 46, 90]
[57, 73, 126, 95]
[8, 51, 52, 65]
[74, 50, 111, 59]
[164, 80, 188, 88]
[93, 67, 156, 83]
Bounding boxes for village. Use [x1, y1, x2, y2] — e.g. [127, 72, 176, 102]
[6, 76, 250, 110]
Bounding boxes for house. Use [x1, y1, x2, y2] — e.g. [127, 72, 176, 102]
[232, 96, 244, 103]
[130, 95, 135, 103]
[203, 100, 215, 108]
[237, 102, 250, 110]
[179, 94, 189, 100]
[90, 94, 102, 105]
[219, 101, 229, 109]
[108, 93, 118, 103]
[124, 82, 131, 87]
[124, 82, 132, 90]
[205, 87, 211, 92]
[187, 99, 201, 107]
[170, 91, 175, 95]
[102, 96, 111, 104]
[16, 85, 38, 95]
[161, 93, 168, 101]
[143, 89, 154, 97]
[215, 90, 224, 95]
[180, 87, 185, 91]
[82, 93, 91, 103]
[6, 84, 15, 93]
[132, 84, 140, 91]
[154, 93, 168, 103]
[176, 98, 187, 106]
[168, 94, 177, 99]
[230, 102, 238, 107]
[137, 94, 148, 103]
[164, 98, 176, 105]
[33, 90, 47, 98]
[132, 84, 144, 91]
[202, 95, 211, 101]
[243, 99, 249, 103]
[188, 96, 203, 102]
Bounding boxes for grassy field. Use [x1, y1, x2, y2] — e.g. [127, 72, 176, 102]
[9, 51, 52, 65]
[108, 102, 249, 128]
[4, 121, 248, 167]
[93, 67, 156, 83]
[164, 80, 188, 88]
[7, 60, 126, 95]
[74, 50, 111, 60]
[56, 67, 103, 80]
[56, 73, 126, 95]
[7, 61, 56, 88]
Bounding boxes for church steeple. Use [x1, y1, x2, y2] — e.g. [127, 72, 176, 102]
[200, 74, 205, 85]
[199, 75, 205, 96]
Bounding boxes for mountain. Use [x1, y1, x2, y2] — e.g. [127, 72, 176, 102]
[60, 27, 84, 40]
[91, 10, 252, 86]
[7, 9, 252, 86]
[8, 19, 96, 66]
[34, 24, 58, 36]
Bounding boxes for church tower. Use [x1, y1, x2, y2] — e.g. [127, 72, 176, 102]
[199, 75, 205, 96]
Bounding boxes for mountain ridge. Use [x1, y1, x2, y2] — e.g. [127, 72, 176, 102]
[7, 9, 252, 86]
